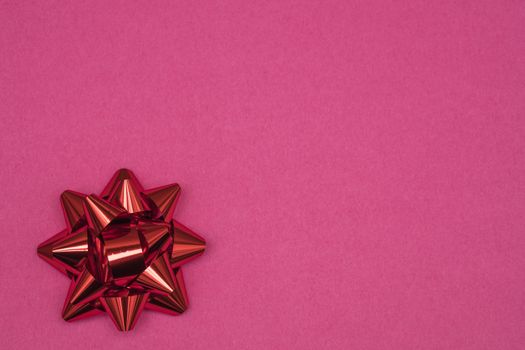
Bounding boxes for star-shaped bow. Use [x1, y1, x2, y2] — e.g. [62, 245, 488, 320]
[37, 169, 206, 331]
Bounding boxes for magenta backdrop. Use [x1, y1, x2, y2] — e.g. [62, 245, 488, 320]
[1, 1, 525, 349]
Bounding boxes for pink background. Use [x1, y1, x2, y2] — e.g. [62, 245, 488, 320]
[1, 1, 525, 349]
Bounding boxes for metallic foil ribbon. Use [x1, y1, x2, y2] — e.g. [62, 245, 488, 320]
[37, 169, 206, 331]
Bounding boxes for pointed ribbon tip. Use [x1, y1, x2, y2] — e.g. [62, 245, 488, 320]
[60, 190, 87, 231]
[143, 184, 181, 222]
[170, 220, 206, 267]
[101, 293, 149, 331]
[134, 254, 176, 294]
[146, 268, 188, 315]
[83, 194, 126, 233]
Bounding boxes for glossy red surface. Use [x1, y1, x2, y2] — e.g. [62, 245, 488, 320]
[37, 169, 206, 331]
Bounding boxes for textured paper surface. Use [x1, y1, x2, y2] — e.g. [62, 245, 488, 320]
[1, 1, 524, 349]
